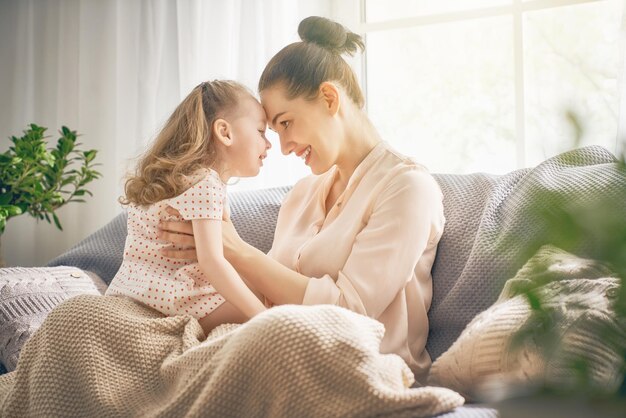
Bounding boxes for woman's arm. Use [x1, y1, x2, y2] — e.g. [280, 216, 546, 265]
[192, 219, 265, 318]
[221, 220, 310, 305]
[222, 169, 442, 314]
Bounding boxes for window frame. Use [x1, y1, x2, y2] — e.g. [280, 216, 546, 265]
[350, 0, 612, 170]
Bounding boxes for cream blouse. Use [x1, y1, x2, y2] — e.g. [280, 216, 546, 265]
[268, 141, 445, 381]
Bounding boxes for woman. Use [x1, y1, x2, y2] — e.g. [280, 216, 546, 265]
[159, 16, 445, 382]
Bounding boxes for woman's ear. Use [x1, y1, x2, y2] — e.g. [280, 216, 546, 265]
[212, 118, 232, 146]
[319, 82, 340, 116]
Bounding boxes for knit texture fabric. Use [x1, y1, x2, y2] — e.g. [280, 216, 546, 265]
[428, 245, 626, 400]
[427, 145, 626, 360]
[0, 266, 103, 371]
[0, 295, 463, 417]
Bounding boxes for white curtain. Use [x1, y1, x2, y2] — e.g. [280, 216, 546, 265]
[0, 0, 332, 267]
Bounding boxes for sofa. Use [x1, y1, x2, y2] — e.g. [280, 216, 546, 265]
[0, 145, 624, 417]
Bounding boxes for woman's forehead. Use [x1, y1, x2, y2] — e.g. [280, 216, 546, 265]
[260, 86, 307, 118]
[259, 88, 285, 122]
[260, 86, 286, 108]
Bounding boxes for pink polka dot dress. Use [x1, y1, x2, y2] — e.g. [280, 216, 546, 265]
[106, 168, 229, 319]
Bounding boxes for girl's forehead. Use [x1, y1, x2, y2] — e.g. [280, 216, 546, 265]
[235, 96, 266, 121]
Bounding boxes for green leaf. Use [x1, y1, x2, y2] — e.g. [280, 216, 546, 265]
[42, 152, 55, 166]
[0, 204, 21, 217]
[52, 212, 63, 230]
[7, 206, 22, 216]
[59, 138, 74, 155]
[84, 150, 97, 163]
[0, 193, 13, 205]
[60, 126, 76, 142]
[524, 289, 542, 310]
[61, 176, 76, 186]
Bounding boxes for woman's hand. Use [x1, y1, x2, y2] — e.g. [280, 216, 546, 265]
[159, 207, 248, 262]
[158, 207, 197, 260]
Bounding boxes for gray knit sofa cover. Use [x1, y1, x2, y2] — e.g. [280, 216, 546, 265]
[2, 145, 624, 418]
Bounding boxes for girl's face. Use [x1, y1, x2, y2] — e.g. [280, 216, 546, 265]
[260, 85, 340, 175]
[222, 97, 271, 178]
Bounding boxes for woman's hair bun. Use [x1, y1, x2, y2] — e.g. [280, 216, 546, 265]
[298, 16, 364, 56]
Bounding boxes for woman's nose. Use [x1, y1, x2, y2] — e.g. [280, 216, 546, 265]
[280, 137, 294, 156]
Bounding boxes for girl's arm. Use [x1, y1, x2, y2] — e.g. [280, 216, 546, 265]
[192, 218, 265, 318]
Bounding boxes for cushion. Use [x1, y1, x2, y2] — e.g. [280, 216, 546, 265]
[46, 212, 128, 284]
[427, 245, 625, 401]
[0, 266, 104, 371]
[428, 145, 625, 361]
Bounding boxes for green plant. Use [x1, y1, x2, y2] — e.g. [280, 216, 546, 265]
[507, 113, 626, 399]
[0, 124, 101, 233]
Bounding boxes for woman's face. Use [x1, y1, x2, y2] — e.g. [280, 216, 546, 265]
[260, 85, 340, 175]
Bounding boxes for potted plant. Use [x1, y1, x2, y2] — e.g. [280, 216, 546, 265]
[0, 124, 101, 266]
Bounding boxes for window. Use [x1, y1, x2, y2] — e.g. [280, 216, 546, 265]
[358, 0, 624, 173]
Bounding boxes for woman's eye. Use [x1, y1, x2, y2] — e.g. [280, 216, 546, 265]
[280, 120, 290, 129]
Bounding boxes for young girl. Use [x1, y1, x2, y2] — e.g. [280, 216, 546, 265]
[106, 80, 271, 334]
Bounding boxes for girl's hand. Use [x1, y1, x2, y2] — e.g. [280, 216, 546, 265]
[159, 207, 197, 260]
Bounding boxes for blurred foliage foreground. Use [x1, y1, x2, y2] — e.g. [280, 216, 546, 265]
[509, 146, 626, 400]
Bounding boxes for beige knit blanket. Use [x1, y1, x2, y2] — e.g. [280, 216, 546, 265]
[0, 295, 462, 417]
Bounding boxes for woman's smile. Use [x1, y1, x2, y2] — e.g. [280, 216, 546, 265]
[298, 146, 312, 165]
